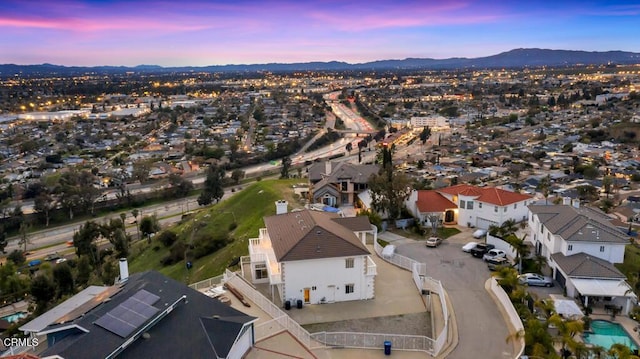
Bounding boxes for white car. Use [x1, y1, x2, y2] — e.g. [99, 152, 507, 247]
[462, 241, 478, 252]
[472, 229, 487, 239]
[483, 249, 506, 262]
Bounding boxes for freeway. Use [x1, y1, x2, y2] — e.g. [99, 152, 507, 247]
[4, 93, 376, 260]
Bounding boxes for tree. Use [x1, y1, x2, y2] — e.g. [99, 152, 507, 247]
[280, 156, 292, 179]
[608, 343, 640, 359]
[75, 255, 93, 286]
[34, 190, 56, 227]
[131, 160, 151, 183]
[140, 215, 160, 243]
[167, 173, 193, 198]
[198, 165, 225, 206]
[537, 174, 552, 205]
[73, 221, 103, 265]
[231, 169, 245, 185]
[7, 249, 26, 266]
[603, 175, 613, 199]
[18, 218, 31, 253]
[368, 170, 412, 220]
[0, 224, 6, 253]
[30, 274, 56, 314]
[549, 313, 584, 358]
[131, 208, 140, 240]
[506, 233, 529, 274]
[419, 127, 431, 145]
[52, 263, 75, 298]
[345, 142, 353, 153]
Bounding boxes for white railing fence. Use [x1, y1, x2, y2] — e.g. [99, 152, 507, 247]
[223, 270, 311, 348]
[188, 274, 224, 291]
[310, 332, 434, 352]
[373, 236, 450, 356]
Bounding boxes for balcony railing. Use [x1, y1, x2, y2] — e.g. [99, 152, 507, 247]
[365, 256, 377, 276]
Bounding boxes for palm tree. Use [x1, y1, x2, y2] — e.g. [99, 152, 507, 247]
[501, 219, 518, 237]
[549, 313, 584, 359]
[507, 234, 529, 274]
[608, 343, 640, 359]
[537, 174, 552, 204]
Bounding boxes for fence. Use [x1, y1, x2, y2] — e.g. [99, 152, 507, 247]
[223, 270, 312, 347]
[188, 274, 224, 292]
[310, 332, 433, 352]
[488, 278, 525, 358]
[373, 236, 450, 356]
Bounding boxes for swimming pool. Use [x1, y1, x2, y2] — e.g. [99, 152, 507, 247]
[1, 311, 27, 323]
[583, 320, 638, 351]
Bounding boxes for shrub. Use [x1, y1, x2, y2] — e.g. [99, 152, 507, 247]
[192, 232, 231, 259]
[228, 222, 237, 231]
[160, 241, 186, 266]
[157, 231, 178, 247]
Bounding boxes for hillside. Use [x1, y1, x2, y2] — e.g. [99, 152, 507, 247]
[128, 179, 305, 284]
[3, 49, 640, 76]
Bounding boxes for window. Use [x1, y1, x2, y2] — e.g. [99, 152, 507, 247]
[345, 258, 355, 268]
[547, 233, 550, 241]
[503, 207, 507, 213]
[345, 284, 355, 294]
[341, 182, 348, 191]
[514, 203, 517, 209]
[567, 244, 573, 251]
[255, 264, 267, 280]
[494, 206, 498, 213]
[479, 203, 483, 209]
[600, 246, 605, 252]
[460, 200, 466, 208]
[467, 201, 474, 210]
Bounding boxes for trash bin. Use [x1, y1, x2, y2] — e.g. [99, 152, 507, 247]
[297, 299, 303, 309]
[285, 300, 291, 310]
[384, 340, 391, 355]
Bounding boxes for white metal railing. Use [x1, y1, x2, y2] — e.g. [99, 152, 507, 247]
[223, 270, 311, 347]
[188, 274, 224, 291]
[310, 331, 434, 352]
[373, 237, 449, 356]
[248, 236, 282, 284]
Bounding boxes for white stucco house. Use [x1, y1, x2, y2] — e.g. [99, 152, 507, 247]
[406, 185, 533, 229]
[528, 198, 636, 314]
[247, 204, 377, 305]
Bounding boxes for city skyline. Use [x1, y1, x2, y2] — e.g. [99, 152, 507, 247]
[1, 0, 639, 67]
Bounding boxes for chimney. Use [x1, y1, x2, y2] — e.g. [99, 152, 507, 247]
[572, 199, 580, 208]
[275, 200, 288, 215]
[325, 161, 332, 175]
[562, 197, 571, 206]
[119, 258, 129, 283]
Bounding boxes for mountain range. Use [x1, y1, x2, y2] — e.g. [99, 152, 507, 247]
[2, 48, 640, 76]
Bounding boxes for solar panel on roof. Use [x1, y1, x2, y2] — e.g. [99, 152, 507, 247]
[131, 289, 160, 305]
[94, 290, 160, 338]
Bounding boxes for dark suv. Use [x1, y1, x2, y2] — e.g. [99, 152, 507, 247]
[471, 243, 495, 258]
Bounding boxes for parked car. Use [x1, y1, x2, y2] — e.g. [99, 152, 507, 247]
[472, 229, 487, 239]
[55, 258, 68, 264]
[462, 241, 478, 252]
[483, 249, 506, 262]
[426, 237, 444, 247]
[471, 243, 495, 258]
[518, 273, 554, 287]
[486, 257, 517, 271]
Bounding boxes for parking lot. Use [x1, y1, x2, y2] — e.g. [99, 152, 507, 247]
[388, 228, 517, 359]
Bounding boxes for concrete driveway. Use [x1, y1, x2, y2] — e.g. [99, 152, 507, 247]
[388, 228, 516, 359]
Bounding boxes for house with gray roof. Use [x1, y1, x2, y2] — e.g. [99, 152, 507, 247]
[247, 204, 377, 305]
[528, 198, 636, 314]
[21, 270, 256, 359]
[308, 161, 379, 207]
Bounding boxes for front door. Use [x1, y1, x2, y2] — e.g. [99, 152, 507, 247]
[444, 210, 455, 223]
[304, 288, 310, 303]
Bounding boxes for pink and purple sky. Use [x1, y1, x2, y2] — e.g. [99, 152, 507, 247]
[1, 0, 639, 67]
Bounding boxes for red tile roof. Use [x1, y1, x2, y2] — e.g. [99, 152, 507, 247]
[415, 191, 457, 213]
[437, 184, 532, 206]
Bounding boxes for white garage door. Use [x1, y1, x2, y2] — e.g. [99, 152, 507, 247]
[476, 217, 498, 230]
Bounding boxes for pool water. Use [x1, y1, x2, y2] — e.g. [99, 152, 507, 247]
[1, 312, 27, 323]
[584, 320, 638, 351]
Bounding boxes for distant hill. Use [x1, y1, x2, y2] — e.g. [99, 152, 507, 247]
[2, 48, 640, 76]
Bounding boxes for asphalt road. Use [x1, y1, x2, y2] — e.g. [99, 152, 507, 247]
[391, 228, 516, 359]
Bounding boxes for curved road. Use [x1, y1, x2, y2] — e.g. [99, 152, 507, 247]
[387, 229, 515, 359]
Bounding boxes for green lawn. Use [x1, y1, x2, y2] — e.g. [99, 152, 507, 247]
[128, 178, 304, 284]
[388, 226, 461, 240]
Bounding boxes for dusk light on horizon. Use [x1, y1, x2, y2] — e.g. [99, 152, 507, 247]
[1, 0, 640, 67]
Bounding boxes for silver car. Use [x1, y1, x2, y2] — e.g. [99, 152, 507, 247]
[518, 273, 554, 287]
